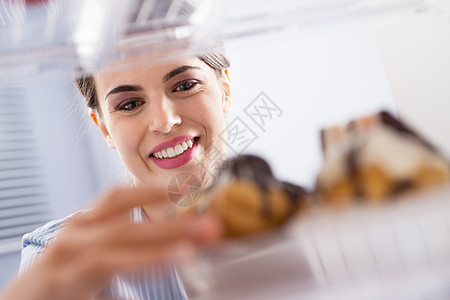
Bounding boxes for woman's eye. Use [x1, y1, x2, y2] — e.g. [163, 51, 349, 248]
[117, 100, 142, 111]
[174, 80, 199, 92]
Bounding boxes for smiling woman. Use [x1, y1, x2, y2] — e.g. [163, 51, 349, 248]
[86, 54, 232, 187]
[0, 50, 231, 300]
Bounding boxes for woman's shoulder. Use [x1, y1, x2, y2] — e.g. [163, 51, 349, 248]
[22, 210, 87, 249]
[22, 205, 144, 250]
[19, 210, 87, 273]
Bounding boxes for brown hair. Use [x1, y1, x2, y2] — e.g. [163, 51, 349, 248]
[75, 50, 230, 115]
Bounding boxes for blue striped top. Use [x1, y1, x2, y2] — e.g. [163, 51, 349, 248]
[19, 207, 188, 300]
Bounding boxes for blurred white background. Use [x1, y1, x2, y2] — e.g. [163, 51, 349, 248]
[373, 3, 450, 158]
[224, 18, 396, 189]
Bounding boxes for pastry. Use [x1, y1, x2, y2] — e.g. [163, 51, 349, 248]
[184, 155, 309, 237]
[316, 111, 450, 204]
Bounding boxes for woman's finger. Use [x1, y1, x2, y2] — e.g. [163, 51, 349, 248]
[74, 185, 168, 225]
[67, 213, 221, 253]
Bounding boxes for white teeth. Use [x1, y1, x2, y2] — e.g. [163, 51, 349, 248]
[175, 144, 183, 155]
[153, 138, 196, 159]
[167, 147, 176, 158]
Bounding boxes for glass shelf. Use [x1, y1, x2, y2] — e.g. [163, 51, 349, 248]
[0, 0, 447, 76]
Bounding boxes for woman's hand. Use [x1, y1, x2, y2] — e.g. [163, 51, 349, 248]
[0, 184, 222, 300]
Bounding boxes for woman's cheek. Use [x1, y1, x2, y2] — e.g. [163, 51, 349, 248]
[110, 126, 141, 159]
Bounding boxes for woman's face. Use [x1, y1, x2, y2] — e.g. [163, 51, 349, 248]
[94, 57, 232, 186]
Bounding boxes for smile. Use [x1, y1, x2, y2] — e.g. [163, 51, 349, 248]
[152, 138, 195, 159]
[149, 136, 199, 170]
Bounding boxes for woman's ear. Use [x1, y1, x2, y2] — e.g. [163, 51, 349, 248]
[221, 69, 233, 113]
[105, 135, 116, 149]
[89, 108, 99, 127]
[89, 108, 116, 149]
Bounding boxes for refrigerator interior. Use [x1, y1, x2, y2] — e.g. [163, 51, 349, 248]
[1, 0, 450, 297]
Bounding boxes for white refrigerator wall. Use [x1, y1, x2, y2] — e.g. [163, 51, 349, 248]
[373, 5, 450, 158]
[224, 19, 396, 188]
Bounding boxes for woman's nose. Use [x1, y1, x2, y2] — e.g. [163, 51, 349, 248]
[148, 98, 181, 134]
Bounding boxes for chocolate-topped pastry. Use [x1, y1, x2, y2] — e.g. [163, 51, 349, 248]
[217, 155, 274, 182]
[316, 111, 450, 204]
[186, 155, 309, 237]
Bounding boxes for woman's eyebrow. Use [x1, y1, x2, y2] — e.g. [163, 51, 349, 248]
[163, 65, 201, 83]
[105, 85, 144, 100]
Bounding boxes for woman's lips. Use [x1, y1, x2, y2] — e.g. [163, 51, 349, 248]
[150, 135, 196, 154]
[150, 137, 199, 170]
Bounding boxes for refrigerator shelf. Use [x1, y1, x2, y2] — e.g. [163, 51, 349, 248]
[0, 0, 448, 75]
